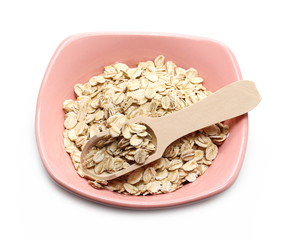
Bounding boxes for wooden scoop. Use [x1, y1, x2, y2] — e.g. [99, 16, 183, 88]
[80, 80, 261, 181]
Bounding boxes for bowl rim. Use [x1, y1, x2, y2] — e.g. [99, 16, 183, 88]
[35, 32, 248, 209]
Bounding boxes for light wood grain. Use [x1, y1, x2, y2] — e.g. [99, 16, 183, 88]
[80, 80, 261, 181]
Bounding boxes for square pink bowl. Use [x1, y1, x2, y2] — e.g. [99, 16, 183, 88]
[35, 32, 248, 209]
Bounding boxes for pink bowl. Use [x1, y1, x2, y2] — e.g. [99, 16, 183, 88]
[36, 32, 248, 208]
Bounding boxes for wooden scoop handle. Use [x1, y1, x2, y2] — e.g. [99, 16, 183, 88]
[140, 80, 261, 154]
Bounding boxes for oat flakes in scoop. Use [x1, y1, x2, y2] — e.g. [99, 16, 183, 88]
[63, 56, 229, 195]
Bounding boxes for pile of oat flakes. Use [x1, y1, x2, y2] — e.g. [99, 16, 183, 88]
[63, 56, 229, 195]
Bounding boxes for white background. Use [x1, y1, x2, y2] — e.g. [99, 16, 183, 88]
[1, 0, 289, 239]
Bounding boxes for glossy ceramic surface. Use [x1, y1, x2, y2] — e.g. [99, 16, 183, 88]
[36, 32, 248, 208]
